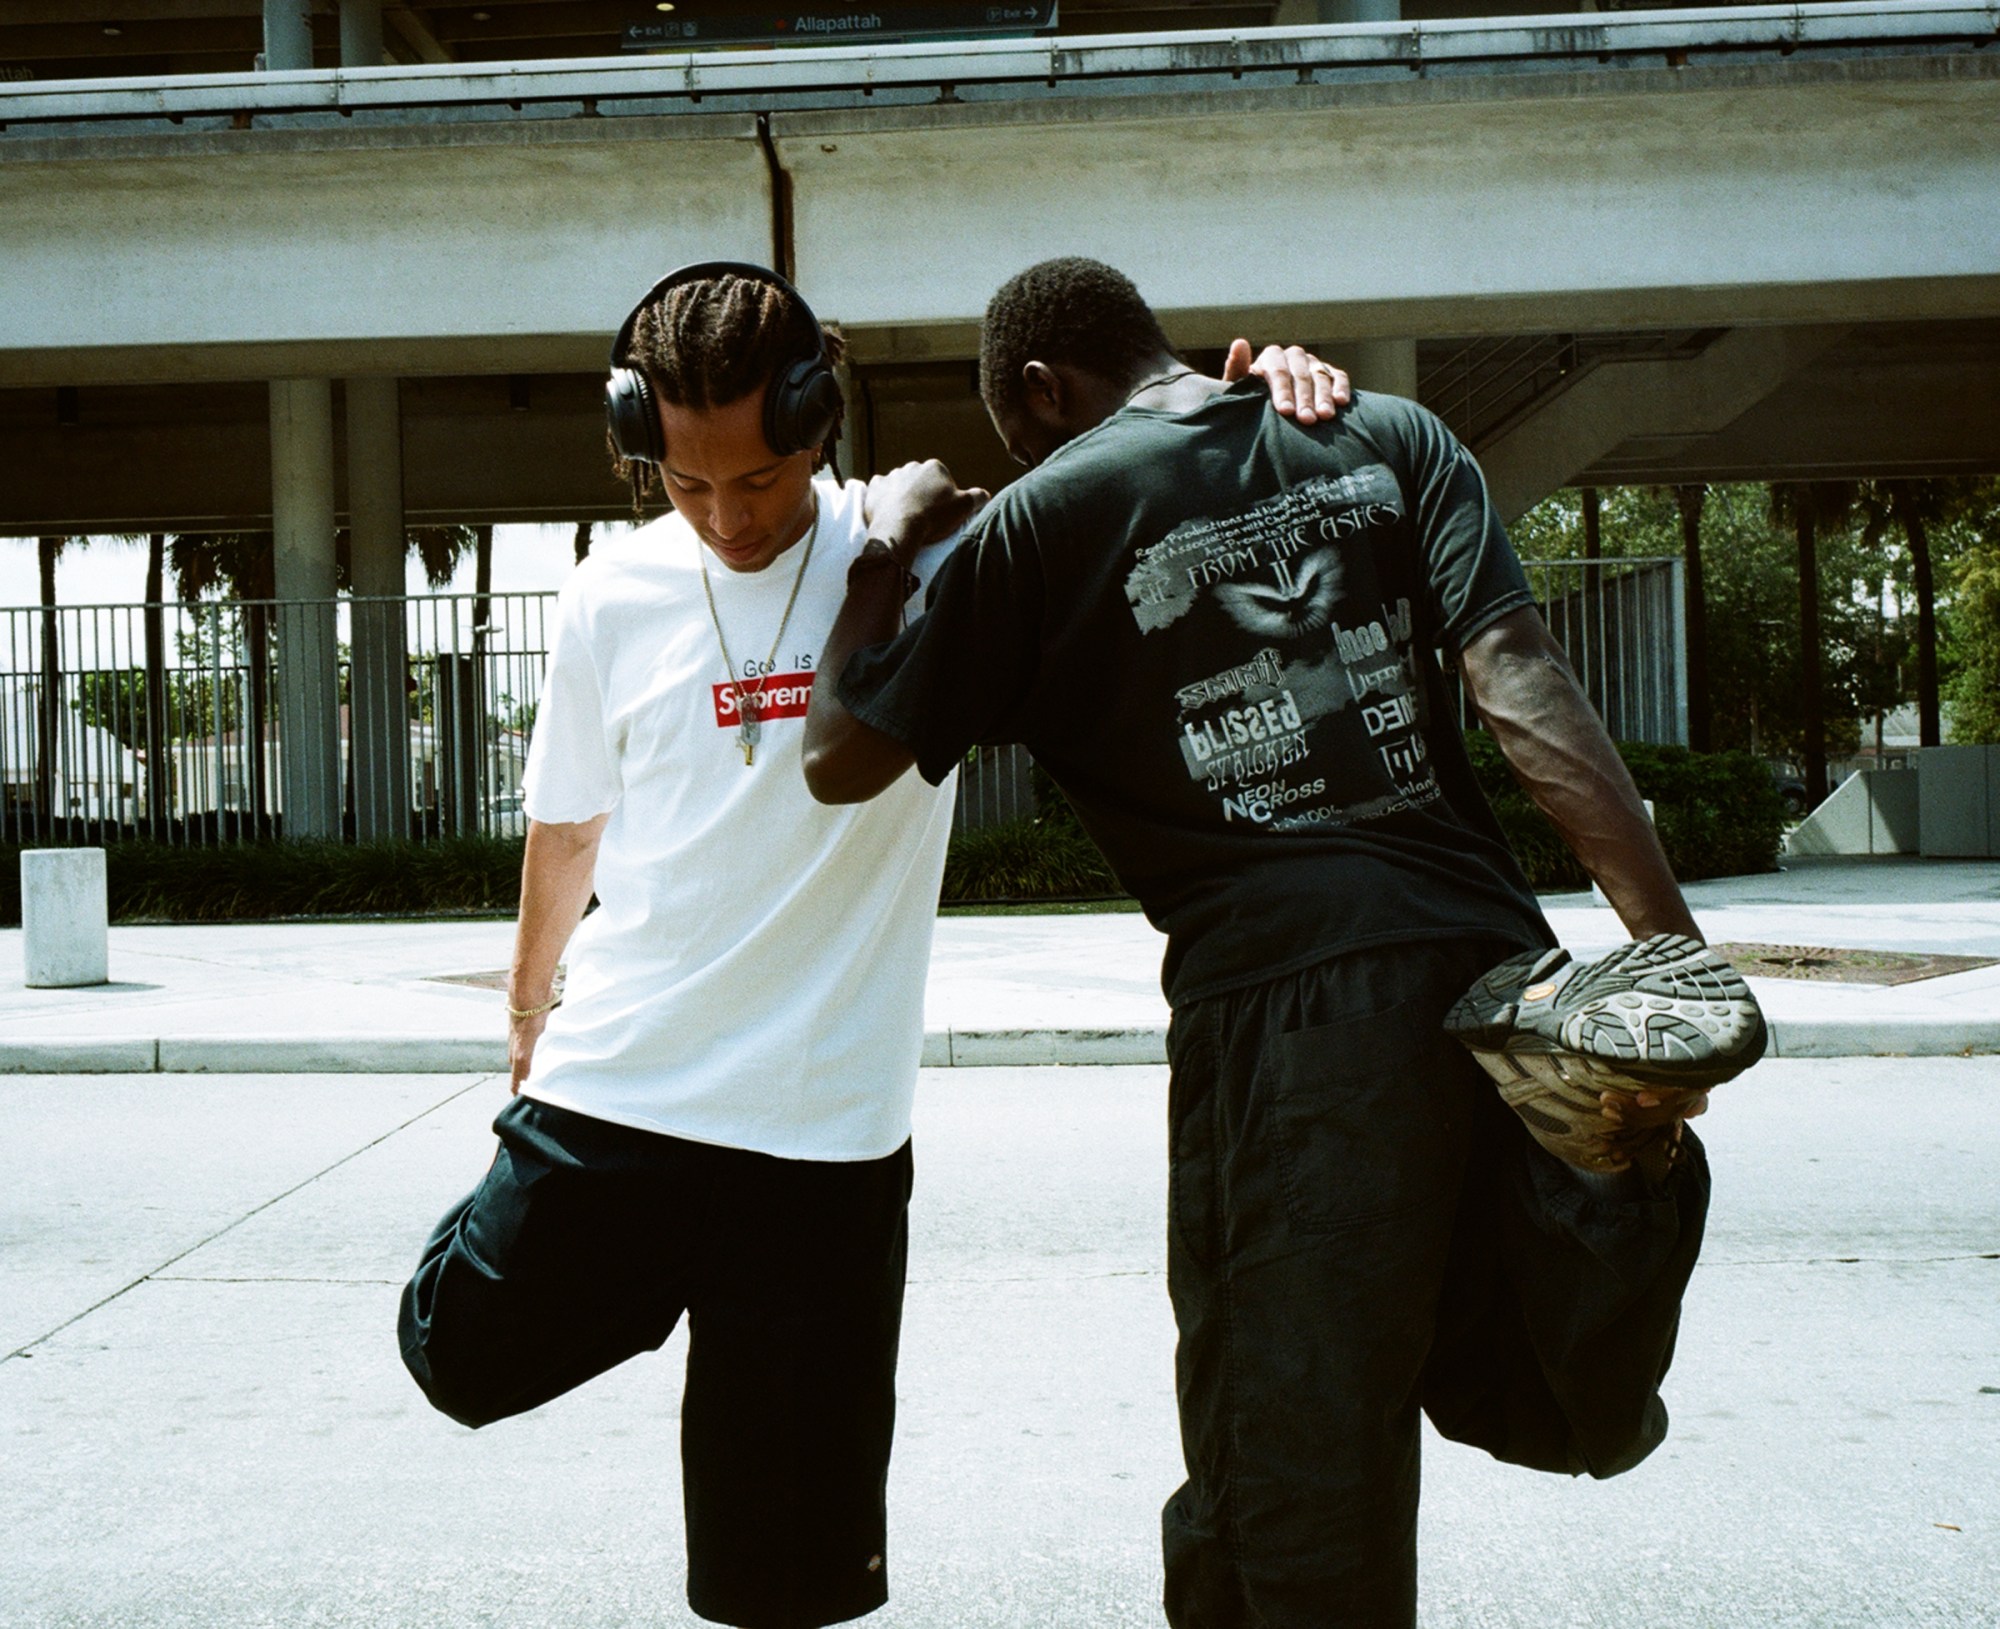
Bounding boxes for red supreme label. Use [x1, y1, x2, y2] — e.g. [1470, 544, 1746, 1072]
[712, 670, 816, 728]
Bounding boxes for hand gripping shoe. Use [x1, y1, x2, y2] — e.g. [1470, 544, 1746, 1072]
[1444, 934, 1767, 1175]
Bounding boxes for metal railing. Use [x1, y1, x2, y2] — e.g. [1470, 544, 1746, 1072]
[1527, 556, 1688, 747]
[1, 555, 1684, 851]
[0, 592, 550, 848]
[955, 744, 1036, 832]
[8, 5, 1990, 135]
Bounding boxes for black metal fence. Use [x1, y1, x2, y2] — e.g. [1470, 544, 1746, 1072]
[1, 556, 1683, 849]
[1526, 556, 1687, 747]
[0, 593, 549, 847]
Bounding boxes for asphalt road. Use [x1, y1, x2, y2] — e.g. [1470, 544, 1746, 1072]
[3, 1059, 1996, 1628]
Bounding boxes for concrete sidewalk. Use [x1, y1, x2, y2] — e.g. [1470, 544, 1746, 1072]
[2, 856, 1997, 1073]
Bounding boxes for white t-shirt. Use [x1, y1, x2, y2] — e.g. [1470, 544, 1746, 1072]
[518, 475, 957, 1161]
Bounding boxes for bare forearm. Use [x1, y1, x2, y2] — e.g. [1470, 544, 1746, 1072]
[509, 814, 607, 1006]
[802, 548, 919, 803]
[1460, 611, 1700, 942]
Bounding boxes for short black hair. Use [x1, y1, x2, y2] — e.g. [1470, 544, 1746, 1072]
[978, 257, 1175, 420]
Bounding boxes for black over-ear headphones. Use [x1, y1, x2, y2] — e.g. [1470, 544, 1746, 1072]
[605, 260, 842, 469]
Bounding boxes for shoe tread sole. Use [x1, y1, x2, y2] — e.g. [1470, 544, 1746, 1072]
[1445, 933, 1766, 1091]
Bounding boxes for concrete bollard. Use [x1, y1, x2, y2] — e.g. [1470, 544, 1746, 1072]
[21, 848, 110, 988]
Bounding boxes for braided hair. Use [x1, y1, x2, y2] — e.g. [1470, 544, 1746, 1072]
[978, 257, 1175, 422]
[613, 272, 847, 509]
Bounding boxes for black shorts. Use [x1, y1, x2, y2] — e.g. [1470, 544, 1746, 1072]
[398, 1094, 911, 1629]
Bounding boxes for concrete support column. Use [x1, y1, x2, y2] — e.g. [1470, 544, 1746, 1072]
[833, 357, 873, 478]
[1337, 0, 1402, 21]
[1342, 338, 1419, 402]
[262, 0, 314, 70]
[269, 378, 342, 841]
[339, 0, 385, 68]
[346, 376, 409, 842]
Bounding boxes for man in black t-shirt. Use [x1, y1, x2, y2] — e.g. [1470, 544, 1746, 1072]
[803, 259, 1712, 1629]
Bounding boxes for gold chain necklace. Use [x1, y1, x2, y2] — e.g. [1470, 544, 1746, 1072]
[699, 494, 819, 766]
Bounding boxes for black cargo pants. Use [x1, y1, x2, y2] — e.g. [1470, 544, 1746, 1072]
[1161, 937, 1710, 1629]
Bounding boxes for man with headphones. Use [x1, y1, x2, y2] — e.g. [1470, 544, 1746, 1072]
[396, 260, 1347, 1629]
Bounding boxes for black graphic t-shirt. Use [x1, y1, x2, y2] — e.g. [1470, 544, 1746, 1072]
[840, 383, 1555, 1005]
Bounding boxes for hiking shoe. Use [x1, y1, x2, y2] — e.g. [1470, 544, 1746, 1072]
[1444, 934, 1766, 1175]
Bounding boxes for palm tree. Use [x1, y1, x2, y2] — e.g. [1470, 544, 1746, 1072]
[471, 523, 494, 663]
[407, 525, 481, 593]
[1856, 479, 1976, 751]
[168, 532, 276, 833]
[143, 533, 171, 827]
[1673, 485, 1711, 752]
[34, 535, 66, 823]
[1892, 483, 1942, 749]
[1769, 482, 1860, 807]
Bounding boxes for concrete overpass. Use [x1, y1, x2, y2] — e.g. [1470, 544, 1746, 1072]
[4, 2, 1997, 524]
[4, 2, 1997, 835]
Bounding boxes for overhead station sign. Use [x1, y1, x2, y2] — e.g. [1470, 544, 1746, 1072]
[624, 4, 1058, 50]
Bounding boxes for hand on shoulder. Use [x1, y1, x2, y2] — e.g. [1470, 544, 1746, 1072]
[1224, 340, 1352, 426]
[861, 460, 991, 563]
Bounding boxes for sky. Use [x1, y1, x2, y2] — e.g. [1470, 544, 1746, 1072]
[0, 523, 630, 609]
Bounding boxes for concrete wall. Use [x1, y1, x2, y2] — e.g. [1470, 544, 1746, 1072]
[1918, 746, 2000, 859]
[0, 122, 773, 385]
[2, 43, 1996, 385]
[789, 65, 2000, 362]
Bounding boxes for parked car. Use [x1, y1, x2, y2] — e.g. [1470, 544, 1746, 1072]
[484, 789, 527, 837]
[1767, 762, 1810, 819]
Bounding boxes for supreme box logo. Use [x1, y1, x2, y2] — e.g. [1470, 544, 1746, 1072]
[712, 671, 816, 728]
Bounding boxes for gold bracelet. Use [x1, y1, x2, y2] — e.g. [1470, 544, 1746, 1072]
[507, 994, 563, 1020]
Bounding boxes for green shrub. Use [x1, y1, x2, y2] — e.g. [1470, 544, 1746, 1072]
[0, 836, 524, 926]
[0, 737, 1782, 922]
[942, 817, 1121, 903]
[1462, 733, 1786, 890]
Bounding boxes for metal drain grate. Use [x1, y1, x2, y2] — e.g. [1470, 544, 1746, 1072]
[1712, 944, 1998, 987]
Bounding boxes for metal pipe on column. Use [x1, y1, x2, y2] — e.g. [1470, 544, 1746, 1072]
[346, 375, 409, 842]
[1342, 339, 1419, 403]
[1318, 0, 1401, 21]
[262, 0, 314, 70]
[339, 0, 385, 68]
[270, 378, 342, 840]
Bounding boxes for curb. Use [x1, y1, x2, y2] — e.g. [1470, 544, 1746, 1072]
[1, 1022, 1996, 1075]
[1764, 1019, 2000, 1059]
[0, 1028, 1176, 1075]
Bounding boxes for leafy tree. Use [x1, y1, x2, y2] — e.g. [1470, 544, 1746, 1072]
[1943, 536, 2000, 744]
[1508, 482, 1912, 778]
[1852, 477, 2000, 747]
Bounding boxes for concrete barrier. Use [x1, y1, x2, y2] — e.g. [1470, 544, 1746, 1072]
[1787, 769, 1920, 857]
[20, 847, 109, 988]
[1917, 746, 1998, 858]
